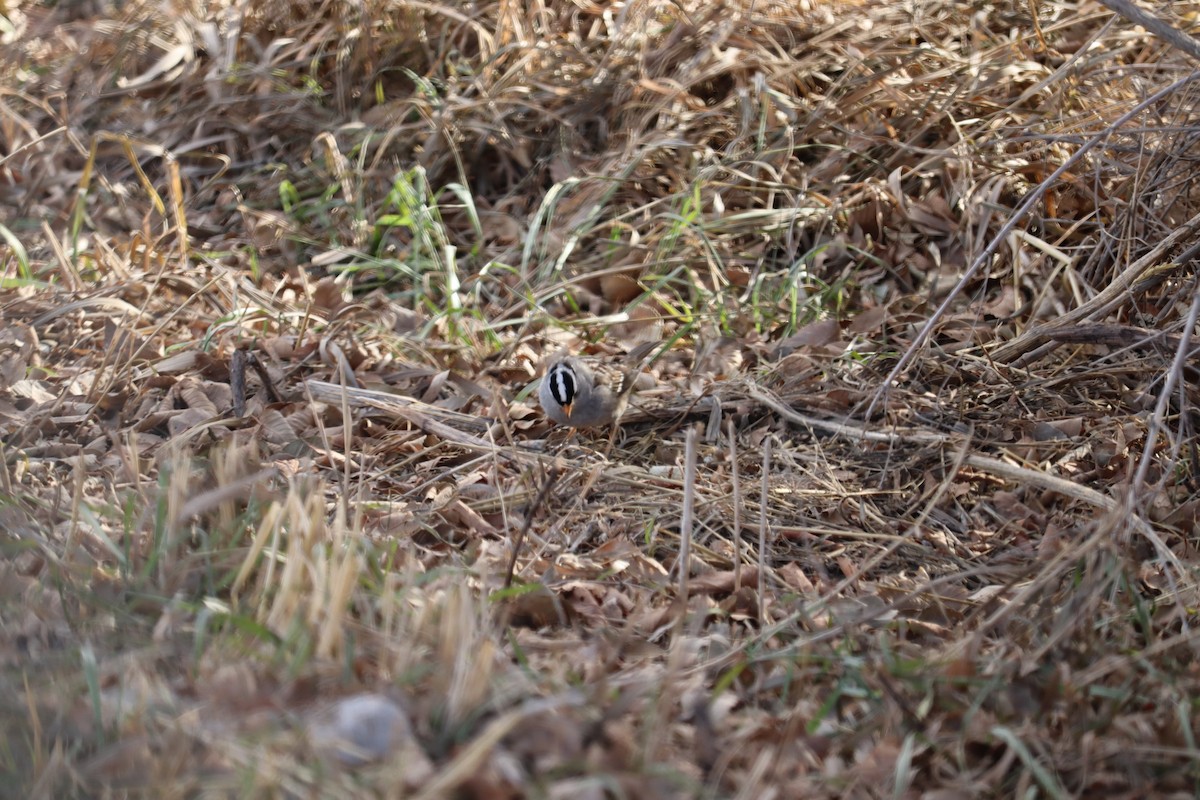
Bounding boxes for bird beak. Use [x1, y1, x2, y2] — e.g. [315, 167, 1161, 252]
[561, 403, 572, 419]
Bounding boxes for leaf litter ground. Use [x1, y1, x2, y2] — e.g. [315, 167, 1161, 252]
[3, 0, 1200, 796]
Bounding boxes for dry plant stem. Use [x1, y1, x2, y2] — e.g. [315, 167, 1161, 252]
[658, 575, 703, 765]
[791, 434, 975, 627]
[866, 69, 1200, 419]
[727, 418, 742, 592]
[678, 424, 698, 600]
[0, 443, 12, 498]
[1095, 0, 1200, 62]
[1026, 0, 1048, 52]
[975, 452, 1181, 582]
[305, 380, 500, 450]
[723, 558, 1042, 679]
[230, 348, 247, 417]
[65, 454, 85, 563]
[1038, 323, 1196, 355]
[907, 429, 973, 548]
[747, 385, 1183, 573]
[758, 435, 771, 623]
[560, 461, 606, 550]
[994, 218, 1200, 366]
[504, 467, 560, 589]
[337, 372, 354, 500]
[42, 219, 80, 290]
[1129, 288, 1200, 503]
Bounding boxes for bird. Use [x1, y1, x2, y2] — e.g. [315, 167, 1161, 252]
[537, 343, 657, 429]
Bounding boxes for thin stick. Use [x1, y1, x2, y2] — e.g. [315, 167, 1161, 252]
[1129, 287, 1200, 502]
[727, 418, 742, 592]
[758, 436, 772, 623]
[678, 424, 698, 602]
[1095, 0, 1200, 62]
[996, 221, 1200, 366]
[504, 466, 560, 589]
[866, 69, 1200, 419]
[748, 383, 1182, 574]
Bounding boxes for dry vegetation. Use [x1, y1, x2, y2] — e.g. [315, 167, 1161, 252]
[4, 0, 1200, 796]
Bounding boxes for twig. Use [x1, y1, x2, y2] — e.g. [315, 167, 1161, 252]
[1095, 0, 1200, 62]
[305, 379, 499, 449]
[1037, 323, 1193, 355]
[504, 466, 560, 589]
[993, 220, 1200, 366]
[678, 424, 698, 601]
[747, 384, 1182, 573]
[866, 70, 1200, 418]
[727, 418, 742, 592]
[758, 435, 772, 623]
[1129, 287, 1200, 501]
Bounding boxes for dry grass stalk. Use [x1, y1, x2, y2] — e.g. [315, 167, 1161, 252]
[678, 423, 697, 601]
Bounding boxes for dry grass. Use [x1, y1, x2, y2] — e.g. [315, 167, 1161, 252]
[4, 0, 1200, 796]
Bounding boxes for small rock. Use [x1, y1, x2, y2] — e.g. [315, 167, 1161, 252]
[308, 693, 414, 766]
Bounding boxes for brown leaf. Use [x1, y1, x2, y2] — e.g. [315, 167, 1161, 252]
[600, 271, 642, 304]
[311, 277, 347, 315]
[775, 319, 841, 354]
[435, 498, 499, 537]
[847, 304, 889, 334]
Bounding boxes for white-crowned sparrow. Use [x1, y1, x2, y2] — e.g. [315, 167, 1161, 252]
[538, 355, 634, 428]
